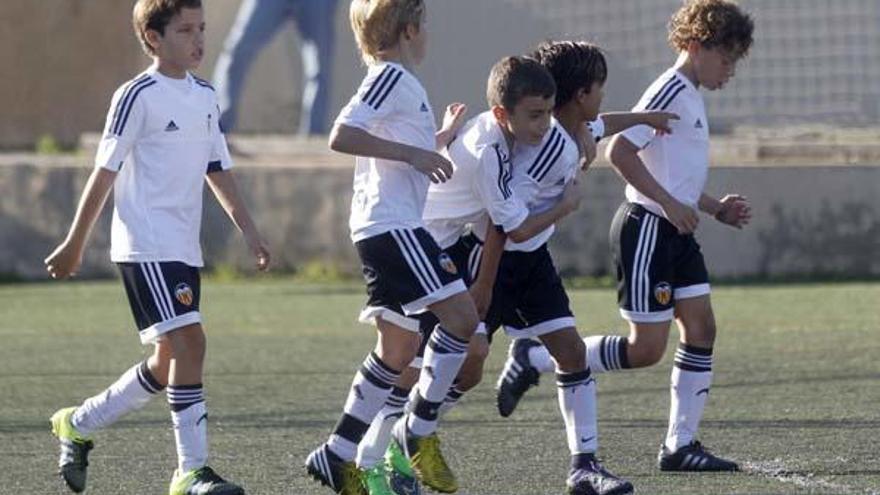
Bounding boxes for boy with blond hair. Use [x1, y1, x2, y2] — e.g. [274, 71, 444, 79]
[45, 1, 269, 494]
[304, 1, 481, 493]
[500, 0, 755, 473]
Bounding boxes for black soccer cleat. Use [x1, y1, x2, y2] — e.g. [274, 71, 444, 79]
[567, 454, 634, 495]
[496, 338, 542, 417]
[658, 441, 739, 472]
[305, 444, 366, 495]
[51, 407, 93, 493]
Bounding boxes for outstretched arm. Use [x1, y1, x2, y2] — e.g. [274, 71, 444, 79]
[597, 111, 679, 137]
[45, 168, 117, 278]
[205, 170, 270, 271]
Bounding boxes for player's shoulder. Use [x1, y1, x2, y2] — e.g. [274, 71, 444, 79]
[111, 70, 159, 100]
[357, 61, 417, 109]
[462, 112, 508, 160]
[191, 74, 216, 92]
[521, 120, 571, 182]
[638, 68, 697, 112]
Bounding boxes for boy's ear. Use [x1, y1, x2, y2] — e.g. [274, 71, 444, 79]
[491, 105, 509, 126]
[404, 22, 419, 41]
[686, 39, 702, 56]
[145, 29, 162, 52]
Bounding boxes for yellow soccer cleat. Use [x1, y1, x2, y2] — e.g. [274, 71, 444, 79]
[169, 466, 245, 495]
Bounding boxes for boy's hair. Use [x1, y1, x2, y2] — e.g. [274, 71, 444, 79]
[668, 0, 754, 59]
[132, 0, 202, 56]
[486, 56, 556, 112]
[532, 41, 607, 109]
[350, 0, 425, 64]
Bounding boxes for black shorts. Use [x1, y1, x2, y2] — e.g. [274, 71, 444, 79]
[117, 261, 202, 344]
[355, 228, 466, 333]
[484, 244, 575, 339]
[414, 233, 486, 364]
[610, 202, 711, 323]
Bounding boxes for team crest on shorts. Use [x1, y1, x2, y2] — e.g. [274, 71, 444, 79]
[175, 283, 194, 306]
[438, 253, 457, 275]
[654, 282, 672, 305]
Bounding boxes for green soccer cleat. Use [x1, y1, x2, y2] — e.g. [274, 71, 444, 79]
[51, 407, 93, 493]
[384, 442, 421, 495]
[169, 466, 245, 495]
[361, 464, 395, 495]
[392, 424, 457, 494]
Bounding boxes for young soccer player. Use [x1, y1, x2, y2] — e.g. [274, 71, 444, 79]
[304, 1, 482, 493]
[44, 1, 270, 494]
[354, 56, 587, 495]
[498, 0, 755, 472]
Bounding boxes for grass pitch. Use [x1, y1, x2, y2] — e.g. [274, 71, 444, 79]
[1, 280, 878, 494]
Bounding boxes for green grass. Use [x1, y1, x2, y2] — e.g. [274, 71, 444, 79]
[1, 280, 878, 494]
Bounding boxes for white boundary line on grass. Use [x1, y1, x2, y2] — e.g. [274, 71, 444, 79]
[744, 460, 879, 495]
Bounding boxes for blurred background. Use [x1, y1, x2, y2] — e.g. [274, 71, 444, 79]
[1, 0, 878, 282]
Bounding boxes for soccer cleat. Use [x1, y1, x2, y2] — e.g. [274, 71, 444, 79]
[385, 442, 421, 495]
[658, 441, 739, 472]
[392, 424, 456, 493]
[305, 444, 367, 495]
[51, 407, 93, 493]
[567, 455, 634, 495]
[496, 338, 542, 417]
[168, 466, 245, 495]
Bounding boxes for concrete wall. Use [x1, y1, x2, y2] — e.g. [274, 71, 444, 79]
[2, 158, 878, 281]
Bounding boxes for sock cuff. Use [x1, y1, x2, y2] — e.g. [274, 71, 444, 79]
[167, 384, 204, 412]
[674, 345, 713, 372]
[136, 361, 165, 394]
[428, 326, 468, 354]
[386, 387, 410, 408]
[360, 353, 401, 389]
[556, 369, 593, 388]
[411, 393, 442, 422]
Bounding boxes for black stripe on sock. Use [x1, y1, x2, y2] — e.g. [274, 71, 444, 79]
[332, 413, 371, 444]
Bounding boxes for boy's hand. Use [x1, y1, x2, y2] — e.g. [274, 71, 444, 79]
[641, 111, 679, 135]
[248, 238, 271, 271]
[662, 198, 699, 234]
[440, 103, 468, 136]
[715, 194, 751, 229]
[560, 178, 585, 214]
[410, 148, 454, 183]
[45, 241, 83, 279]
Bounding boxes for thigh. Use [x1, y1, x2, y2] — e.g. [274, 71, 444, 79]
[504, 248, 575, 339]
[612, 203, 676, 323]
[226, 0, 290, 51]
[117, 262, 202, 345]
[671, 235, 711, 301]
[291, 0, 340, 47]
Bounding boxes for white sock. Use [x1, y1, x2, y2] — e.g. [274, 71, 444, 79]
[557, 369, 599, 454]
[665, 344, 713, 452]
[531, 335, 631, 375]
[406, 326, 470, 437]
[72, 361, 164, 437]
[356, 386, 409, 469]
[584, 335, 631, 373]
[168, 385, 207, 473]
[328, 352, 400, 461]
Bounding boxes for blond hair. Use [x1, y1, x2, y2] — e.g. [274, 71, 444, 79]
[132, 0, 202, 56]
[349, 0, 424, 64]
[668, 0, 754, 59]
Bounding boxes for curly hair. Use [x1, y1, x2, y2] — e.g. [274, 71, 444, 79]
[532, 40, 607, 109]
[668, 0, 754, 59]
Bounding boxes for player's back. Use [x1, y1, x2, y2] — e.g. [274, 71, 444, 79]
[98, 66, 230, 267]
[424, 111, 515, 248]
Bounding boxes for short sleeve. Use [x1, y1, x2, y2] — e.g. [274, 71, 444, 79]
[208, 103, 232, 173]
[621, 75, 687, 150]
[587, 118, 605, 142]
[335, 65, 404, 132]
[94, 78, 154, 171]
[473, 145, 529, 233]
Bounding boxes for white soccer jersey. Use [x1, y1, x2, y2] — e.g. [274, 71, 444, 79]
[423, 112, 530, 248]
[94, 65, 232, 267]
[335, 62, 438, 242]
[503, 119, 604, 252]
[620, 68, 709, 217]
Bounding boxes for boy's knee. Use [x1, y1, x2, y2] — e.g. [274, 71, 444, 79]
[377, 336, 420, 372]
[457, 337, 490, 391]
[165, 324, 206, 361]
[628, 340, 666, 368]
[553, 339, 586, 371]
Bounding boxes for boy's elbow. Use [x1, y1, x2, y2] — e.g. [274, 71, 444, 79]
[327, 125, 347, 152]
[606, 135, 634, 166]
